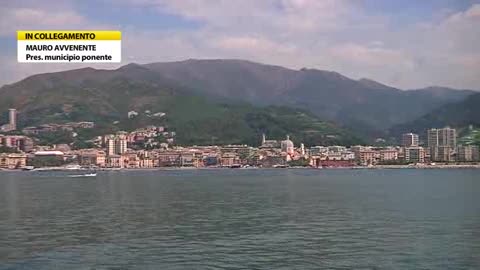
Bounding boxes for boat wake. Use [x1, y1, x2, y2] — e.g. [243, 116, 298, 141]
[68, 173, 97, 178]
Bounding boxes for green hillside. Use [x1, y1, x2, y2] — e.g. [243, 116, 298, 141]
[0, 65, 363, 146]
[389, 93, 480, 137]
[144, 59, 474, 136]
[458, 127, 480, 146]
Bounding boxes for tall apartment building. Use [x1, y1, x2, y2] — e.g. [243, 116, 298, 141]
[9, 109, 17, 130]
[105, 135, 128, 156]
[106, 137, 116, 156]
[115, 135, 127, 155]
[0, 108, 17, 132]
[427, 127, 456, 162]
[402, 133, 419, 147]
[428, 127, 456, 148]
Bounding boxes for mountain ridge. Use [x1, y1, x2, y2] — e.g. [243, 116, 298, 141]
[140, 59, 475, 134]
[0, 61, 364, 146]
[3, 59, 477, 92]
[0, 59, 476, 141]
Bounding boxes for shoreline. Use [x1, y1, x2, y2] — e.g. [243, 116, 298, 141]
[2, 164, 480, 172]
[354, 164, 480, 169]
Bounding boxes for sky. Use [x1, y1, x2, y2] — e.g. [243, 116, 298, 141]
[0, 0, 479, 90]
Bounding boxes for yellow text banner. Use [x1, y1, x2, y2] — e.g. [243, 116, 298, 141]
[17, 31, 121, 41]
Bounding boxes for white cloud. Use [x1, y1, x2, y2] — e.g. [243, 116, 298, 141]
[331, 43, 415, 69]
[0, 0, 479, 90]
[0, 7, 87, 36]
[213, 36, 296, 54]
[445, 3, 480, 23]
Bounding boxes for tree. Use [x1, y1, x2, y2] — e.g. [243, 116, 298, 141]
[288, 158, 310, 167]
[0, 146, 19, 153]
[36, 130, 74, 145]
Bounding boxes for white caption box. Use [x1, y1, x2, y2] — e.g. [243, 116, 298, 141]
[18, 40, 121, 63]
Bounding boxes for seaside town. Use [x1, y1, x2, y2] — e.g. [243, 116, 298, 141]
[0, 108, 479, 170]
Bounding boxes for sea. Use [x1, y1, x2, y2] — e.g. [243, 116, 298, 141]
[0, 168, 479, 269]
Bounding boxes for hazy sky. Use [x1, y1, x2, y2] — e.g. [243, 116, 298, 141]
[1, 0, 479, 90]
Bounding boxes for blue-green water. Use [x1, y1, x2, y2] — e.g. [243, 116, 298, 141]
[0, 169, 479, 269]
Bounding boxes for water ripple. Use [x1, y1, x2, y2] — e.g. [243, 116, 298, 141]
[1, 169, 479, 269]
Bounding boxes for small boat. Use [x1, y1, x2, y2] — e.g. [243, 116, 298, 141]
[273, 164, 289, 168]
[65, 164, 83, 170]
[68, 173, 97, 178]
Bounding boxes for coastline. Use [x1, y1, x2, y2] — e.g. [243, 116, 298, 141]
[353, 164, 480, 169]
[2, 164, 480, 172]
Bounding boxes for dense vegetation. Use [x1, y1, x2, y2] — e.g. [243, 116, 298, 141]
[389, 93, 480, 139]
[169, 104, 364, 146]
[458, 127, 480, 146]
[0, 66, 364, 147]
[0, 146, 19, 153]
[145, 59, 474, 136]
[288, 158, 310, 167]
